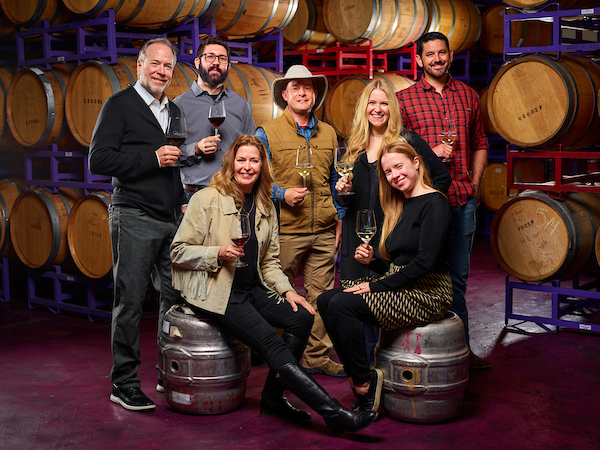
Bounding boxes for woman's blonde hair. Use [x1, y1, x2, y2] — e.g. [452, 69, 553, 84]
[211, 134, 274, 212]
[377, 141, 434, 260]
[345, 78, 404, 164]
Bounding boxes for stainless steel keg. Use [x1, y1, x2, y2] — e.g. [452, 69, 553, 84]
[159, 305, 251, 415]
[375, 311, 469, 423]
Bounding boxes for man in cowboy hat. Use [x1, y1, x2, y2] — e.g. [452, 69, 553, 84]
[256, 65, 346, 378]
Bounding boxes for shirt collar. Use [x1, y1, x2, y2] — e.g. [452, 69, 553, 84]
[294, 112, 318, 132]
[134, 81, 169, 110]
[193, 81, 228, 99]
[418, 73, 457, 92]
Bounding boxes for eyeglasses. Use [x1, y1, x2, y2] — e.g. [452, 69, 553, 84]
[202, 53, 229, 65]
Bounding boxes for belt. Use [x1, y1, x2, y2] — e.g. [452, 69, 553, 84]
[183, 184, 206, 192]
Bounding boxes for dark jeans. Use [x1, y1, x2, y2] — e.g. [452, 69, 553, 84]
[449, 196, 477, 347]
[109, 205, 182, 388]
[204, 285, 314, 372]
[318, 287, 379, 385]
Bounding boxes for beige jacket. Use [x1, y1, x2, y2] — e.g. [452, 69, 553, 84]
[170, 186, 295, 315]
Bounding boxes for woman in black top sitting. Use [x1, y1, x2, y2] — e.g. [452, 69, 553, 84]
[319, 140, 453, 413]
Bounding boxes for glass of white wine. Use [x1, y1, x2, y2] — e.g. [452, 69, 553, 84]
[334, 144, 354, 196]
[439, 116, 456, 163]
[296, 146, 313, 193]
[356, 209, 377, 245]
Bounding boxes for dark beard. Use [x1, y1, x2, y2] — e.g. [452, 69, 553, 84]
[199, 65, 228, 87]
[424, 62, 450, 79]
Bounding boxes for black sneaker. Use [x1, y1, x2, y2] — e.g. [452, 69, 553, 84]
[156, 378, 164, 393]
[354, 368, 383, 412]
[110, 385, 156, 411]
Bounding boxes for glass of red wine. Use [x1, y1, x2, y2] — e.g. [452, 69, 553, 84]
[209, 100, 226, 151]
[231, 212, 250, 268]
[166, 114, 187, 166]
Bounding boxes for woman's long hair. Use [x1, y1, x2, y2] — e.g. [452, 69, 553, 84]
[377, 141, 434, 261]
[345, 79, 404, 164]
[210, 134, 274, 212]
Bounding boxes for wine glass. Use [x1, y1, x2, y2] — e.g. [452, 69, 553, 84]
[209, 100, 226, 150]
[231, 212, 250, 268]
[166, 114, 187, 166]
[439, 116, 456, 162]
[356, 209, 377, 245]
[295, 146, 313, 193]
[334, 144, 354, 196]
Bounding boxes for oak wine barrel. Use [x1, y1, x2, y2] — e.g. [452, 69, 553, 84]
[487, 54, 600, 150]
[0, 0, 76, 27]
[65, 59, 196, 147]
[491, 191, 600, 282]
[325, 73, 415, 138]
[480, 4, 552, 55]
[480, 163, 514, 212]
[10, 187, 83, 269]
[200, 0, 298, 37]
[6, 63, 79, 150]
[425, 0, 482, 54]
[284, 0, 335, 49]
[225, 63, 282, 127]
[61, 0, 209, 28]
[0, 178, 24, 259]
[323, 0, 428, 50]
[67, 191, 112, 279]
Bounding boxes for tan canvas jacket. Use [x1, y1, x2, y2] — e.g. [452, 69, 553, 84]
[170, 187, 294, 315]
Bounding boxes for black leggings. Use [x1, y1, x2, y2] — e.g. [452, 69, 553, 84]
[202, 285, 314, 372]
[318, 287, 380, 385]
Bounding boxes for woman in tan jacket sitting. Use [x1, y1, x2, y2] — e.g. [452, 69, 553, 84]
[170, 134, 376, 436]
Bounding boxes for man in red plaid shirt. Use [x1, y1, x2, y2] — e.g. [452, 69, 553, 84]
[396, 32, 490, 369]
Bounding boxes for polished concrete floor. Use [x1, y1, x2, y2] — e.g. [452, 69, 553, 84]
[1, 237, 599, 449]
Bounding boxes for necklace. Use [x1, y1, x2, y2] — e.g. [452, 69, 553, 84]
[241, 194, 255, 215]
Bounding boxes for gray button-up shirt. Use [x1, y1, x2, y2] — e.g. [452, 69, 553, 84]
[173, 82, 255, 186]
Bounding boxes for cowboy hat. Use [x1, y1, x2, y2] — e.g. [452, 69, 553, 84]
[272, 65, 328, 112]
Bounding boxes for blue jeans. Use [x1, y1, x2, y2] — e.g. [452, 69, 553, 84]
[109, 205, 182, 388]
[449, 196, 477, 347]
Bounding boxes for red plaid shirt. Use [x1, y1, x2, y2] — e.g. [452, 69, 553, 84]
[396, 75, 488, 206]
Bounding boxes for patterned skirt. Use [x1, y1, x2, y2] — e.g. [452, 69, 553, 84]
[341, 264, 453, 331]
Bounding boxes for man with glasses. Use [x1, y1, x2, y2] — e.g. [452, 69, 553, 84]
[174, 36, 255, 202]
[256, 65, 346, 379]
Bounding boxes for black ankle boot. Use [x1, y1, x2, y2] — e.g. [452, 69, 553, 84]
[260, 333, 311, 422]
[276, 363, 377, 435]
[354, 368, 383, 412]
